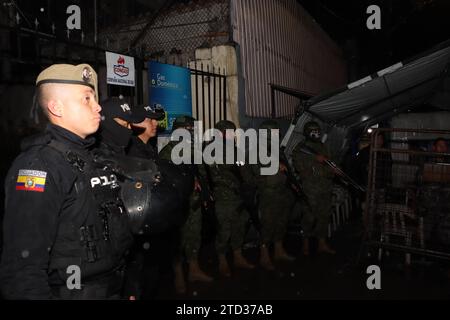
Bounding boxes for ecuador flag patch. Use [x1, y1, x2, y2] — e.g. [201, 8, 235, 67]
[16, 169, 47, 192]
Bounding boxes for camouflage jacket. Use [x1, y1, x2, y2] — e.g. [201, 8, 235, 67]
[207, 144, 256, 202]
[292, 140, 334, 192]
[159, 140, 210, 210]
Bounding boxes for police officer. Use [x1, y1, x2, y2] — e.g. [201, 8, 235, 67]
[0, 64, 134, 299]
[123, 104, 165, 299]
[159, 116, 213, 294]
[93, 97, 151, 300]
[127, 104, 165, 160]
[124, 108, 194, 298]
[292, 121, 336, 255]
[208, 120, 255, 277]
[256, 120, 296, 271]
[96, 96, 145, 155]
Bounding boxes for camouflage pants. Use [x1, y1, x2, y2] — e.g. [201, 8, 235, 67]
[176, 192, 203, 260]
[259, 189, 294, 244]
[179, 206, 202, 260]
[301, 190, 332, 238]
[215, 198, 249, 254]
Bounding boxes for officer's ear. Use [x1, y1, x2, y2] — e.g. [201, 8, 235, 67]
[47, 99, 64, 118]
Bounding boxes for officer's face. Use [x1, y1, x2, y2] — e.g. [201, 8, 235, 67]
[133, 118, 158, 138]
[60, 85, 101, 138]
[149, 119, 158, 137]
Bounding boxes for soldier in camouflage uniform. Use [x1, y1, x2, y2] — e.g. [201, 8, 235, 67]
[159, 116, 213, 294]
[291, 121, 336, 255]
[209, 120, 255, 277]
[255, 120, 296, 270]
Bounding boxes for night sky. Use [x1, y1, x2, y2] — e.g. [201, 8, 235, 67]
[299, 0, 450, 78]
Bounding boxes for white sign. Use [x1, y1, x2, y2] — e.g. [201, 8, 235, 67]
[105, 51, 135, 87]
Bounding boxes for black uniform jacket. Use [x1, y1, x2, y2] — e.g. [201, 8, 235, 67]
[0, 124, 133, 299]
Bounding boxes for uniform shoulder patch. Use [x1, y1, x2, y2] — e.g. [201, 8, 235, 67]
[16, 169, 47, 192]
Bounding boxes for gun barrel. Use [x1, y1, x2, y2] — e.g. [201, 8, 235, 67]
[325, 160, 366, 192]
[296, 144, 366, 192]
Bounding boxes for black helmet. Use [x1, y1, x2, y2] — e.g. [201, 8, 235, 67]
[303, 121, 321, 141]
[215, 119, 236, 132]
[172, 115, 195, 131]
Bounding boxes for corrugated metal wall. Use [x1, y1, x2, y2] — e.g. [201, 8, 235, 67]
[231, 0, 347, 118]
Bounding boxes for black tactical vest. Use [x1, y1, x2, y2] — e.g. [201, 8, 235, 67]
[42, 139, 134, 285]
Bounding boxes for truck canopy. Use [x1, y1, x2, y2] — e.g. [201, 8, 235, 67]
[282, 40, 450, 161]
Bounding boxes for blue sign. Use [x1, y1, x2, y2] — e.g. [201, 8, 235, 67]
[148, 61, 192, 132]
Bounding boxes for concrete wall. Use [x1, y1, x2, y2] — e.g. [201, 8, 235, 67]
[189, 44, 240, 130]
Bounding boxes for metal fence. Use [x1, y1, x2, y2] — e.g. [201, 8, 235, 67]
[189, 61, 227, 132]
[363, 128, 450, 264]
[0, 20, 228, 129]
[98, 0, 230, 66]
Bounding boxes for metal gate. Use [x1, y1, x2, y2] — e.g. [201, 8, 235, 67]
[363, 128, 450, 263]
[0, 20, 146, 104]
[190, 61, 227, 132]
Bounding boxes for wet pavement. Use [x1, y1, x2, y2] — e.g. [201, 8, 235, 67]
[154, 219, 450, 300]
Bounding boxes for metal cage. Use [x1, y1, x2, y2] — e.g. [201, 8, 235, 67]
[364, 128, 450, 264]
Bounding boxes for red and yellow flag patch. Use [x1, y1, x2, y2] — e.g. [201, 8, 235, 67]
[16, 169, 47, 192]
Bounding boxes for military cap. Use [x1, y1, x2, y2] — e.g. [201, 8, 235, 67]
[173, 115, 195, 130]
[215, 119, 236, 132]
[134, 104, 166, 121]
[36, 63, 98, 102]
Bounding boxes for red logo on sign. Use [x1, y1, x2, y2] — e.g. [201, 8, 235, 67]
[114, 56, 129, 77]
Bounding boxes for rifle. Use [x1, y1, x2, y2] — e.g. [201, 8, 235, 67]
[193, 164, 215, 213]
[298, 145, 366, 193]
[280, 146, 306, 200]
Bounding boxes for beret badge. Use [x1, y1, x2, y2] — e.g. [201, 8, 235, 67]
[82, 67, 93, 82]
